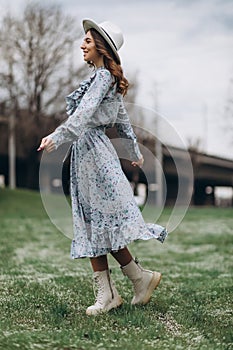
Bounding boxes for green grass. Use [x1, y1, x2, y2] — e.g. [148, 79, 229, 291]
[0, 188, 232, 350]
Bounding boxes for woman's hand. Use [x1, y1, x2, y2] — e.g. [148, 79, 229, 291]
[131, 156, 144, 168]
[37, 137, 55, 153]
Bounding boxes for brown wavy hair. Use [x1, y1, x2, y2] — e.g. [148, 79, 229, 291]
[89, 28, 129, 96]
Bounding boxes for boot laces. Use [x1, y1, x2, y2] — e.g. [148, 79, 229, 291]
[132, 258, 144, 293]
[93, 275, 105, 306]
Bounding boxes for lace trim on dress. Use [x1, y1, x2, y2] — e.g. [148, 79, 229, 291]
[65, 72, 96, 116]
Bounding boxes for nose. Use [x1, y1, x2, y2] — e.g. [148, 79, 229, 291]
[80, 41, 85, 50]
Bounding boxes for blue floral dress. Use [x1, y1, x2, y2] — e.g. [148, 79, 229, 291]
[49, 67, 168, 258]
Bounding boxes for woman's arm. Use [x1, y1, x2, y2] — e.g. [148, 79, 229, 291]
[38, 69, 113, 152]
[115, 96, 144, 166]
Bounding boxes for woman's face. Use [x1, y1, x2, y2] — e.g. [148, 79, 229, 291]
[80, 30, 102, 64]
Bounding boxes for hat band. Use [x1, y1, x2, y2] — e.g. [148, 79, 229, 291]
[100, 27, 118, 51]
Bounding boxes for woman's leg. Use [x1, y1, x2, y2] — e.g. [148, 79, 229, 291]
[90, 255, 108, 272]
[111, 247, 161, 306]
[87, 254, 122, 315]
[90, 248, 133, 271]
[111, 247, 133, 267]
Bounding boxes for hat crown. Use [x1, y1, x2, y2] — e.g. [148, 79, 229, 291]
[99, 21, 124, 51]
[82, 18, 123, 63]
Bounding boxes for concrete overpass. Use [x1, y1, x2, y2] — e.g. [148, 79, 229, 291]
[187, 149, 233, 205]
[120, 144, 233, 206]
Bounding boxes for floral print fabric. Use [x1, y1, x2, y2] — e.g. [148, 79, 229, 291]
[48, 67, 168, 258]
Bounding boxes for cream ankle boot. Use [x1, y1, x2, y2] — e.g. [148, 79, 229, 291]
[86, 270, 123, 316]
[121, 259, 162, 305]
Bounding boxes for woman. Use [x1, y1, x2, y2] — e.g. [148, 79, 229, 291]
[38, 19, 168, 315]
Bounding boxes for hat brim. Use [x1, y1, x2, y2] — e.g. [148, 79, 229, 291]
[82, 19, 121, 64]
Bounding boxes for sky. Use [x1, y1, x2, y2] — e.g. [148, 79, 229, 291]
[1, 0, 233, 159]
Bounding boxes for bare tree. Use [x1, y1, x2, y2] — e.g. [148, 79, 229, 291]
[0, 3, 89, 117]
[124, 70, 145, 129]
[187, 137, 203, 153]
[125, 70, 139, 104]
[0, 3, 87, 188]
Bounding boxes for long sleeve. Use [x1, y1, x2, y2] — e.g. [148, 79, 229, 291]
[115, 95, 142, 161]
[48, 69, 113, 149]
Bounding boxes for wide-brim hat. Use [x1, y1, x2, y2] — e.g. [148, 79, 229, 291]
[82, 19, 124, 64]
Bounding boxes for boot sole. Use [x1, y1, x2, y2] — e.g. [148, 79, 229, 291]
[86, 296, 123, 316]
[132, 272, 162, 306]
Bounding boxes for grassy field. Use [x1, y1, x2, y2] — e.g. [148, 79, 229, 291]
[0, 188, 232, 350]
